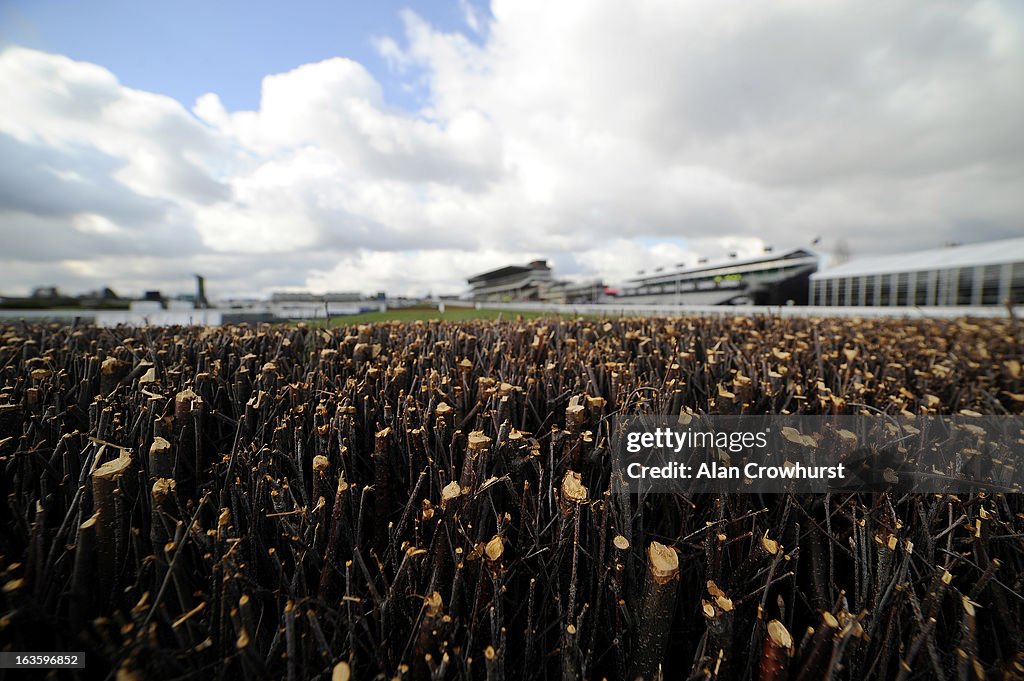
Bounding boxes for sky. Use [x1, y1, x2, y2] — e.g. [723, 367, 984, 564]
[0, 0, 1022, 298]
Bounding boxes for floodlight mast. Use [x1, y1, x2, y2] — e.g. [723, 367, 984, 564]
[194, 274, 209, 309]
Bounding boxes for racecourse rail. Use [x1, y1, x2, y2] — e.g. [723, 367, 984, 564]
[0, 301, 1020, 325]
[448, 300, 1024, 319]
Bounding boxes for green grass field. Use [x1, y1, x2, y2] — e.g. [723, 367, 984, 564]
[322, 306, 582, 325]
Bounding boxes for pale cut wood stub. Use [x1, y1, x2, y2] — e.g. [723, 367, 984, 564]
[561, 470, 588, 503]
[467, 430, 492, 452]
[630, 541, 682, 681]
[760, 620, 794, 681]
[485, 535, 504, 562]
[767, 619, 793, 649]
[99, 357, 129, 395]
[648, 541, 679, 584]
[69, 512, 99, 626]
[174, 387, 202, 418]
[92, 448, 133, 600]
[332, 661, 350, 681]
[423, 591, 443, 617]
[151, 477, 175, 503]
[440, 480, 462, 509]
[149, 436, 173, 479]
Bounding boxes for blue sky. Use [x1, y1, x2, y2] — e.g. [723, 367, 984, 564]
[0, 0, 484, 112]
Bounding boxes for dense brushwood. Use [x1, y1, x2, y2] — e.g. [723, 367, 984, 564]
[0, 316, 1022, 680]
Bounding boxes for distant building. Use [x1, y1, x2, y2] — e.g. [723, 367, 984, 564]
[466, 260, 553, 301]
[270, 291, 364, 303]
[619, 248, 818, 305]
[324, 291, 363, 303]
[810, 237, 1024, 307]
[536, 279, 605, 304]
[31, 286, 60, 299]
[1, 286, 127, 311]
[143, 291, 165, 307]
[271, 292, 320, 303]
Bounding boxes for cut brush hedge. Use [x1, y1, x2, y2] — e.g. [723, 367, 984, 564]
[0, 315, 1022, 680]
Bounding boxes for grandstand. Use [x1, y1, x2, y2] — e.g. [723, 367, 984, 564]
[617, 247, 819, 305]
[466, 260, 554, 302]
[810, 237, 1024, 306]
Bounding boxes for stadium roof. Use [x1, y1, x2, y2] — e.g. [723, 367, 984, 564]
[811, 237, 1024, 280]
[467, 260, 550, 285]
[628, 247, 817, 284]
[467, 265, 532, 284]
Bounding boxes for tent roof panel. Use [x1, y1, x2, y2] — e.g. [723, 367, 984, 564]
[812, 238, 1024, 280]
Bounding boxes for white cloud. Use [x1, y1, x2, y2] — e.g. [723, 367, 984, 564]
[72, 213, 124, 236]
[1, 0, 1023, 298]
[306, 248, 546, 296]
[0, 47, 229, 206]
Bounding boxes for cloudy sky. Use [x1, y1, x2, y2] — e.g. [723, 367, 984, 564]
[1, 0, 1022, 298]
